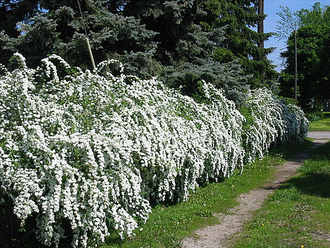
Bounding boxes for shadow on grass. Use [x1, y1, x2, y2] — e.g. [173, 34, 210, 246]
[283, 141, 330, 198]
[286, 172, 330, 198]
[324, 112, 330, 119]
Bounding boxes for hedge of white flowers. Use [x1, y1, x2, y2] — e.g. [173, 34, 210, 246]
[0, 54, 309, 247]
[242, 89, 309, 163]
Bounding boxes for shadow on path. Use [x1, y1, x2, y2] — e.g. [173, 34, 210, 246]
[284, 140, 330, 198]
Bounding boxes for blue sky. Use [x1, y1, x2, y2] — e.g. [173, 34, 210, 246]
[264, 0, 330, 71]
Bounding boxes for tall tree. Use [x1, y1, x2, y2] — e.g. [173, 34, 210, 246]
[317, 30, 330, 105]
[123, 0, 249, 100]
[0, 0, 277, 105]
[0, 0, 40, 37]
[276, 5, 301, 40]
[124, 0, 209, 65]
[297, 2, 330, 26]
[0, 0, 40, 65]
[279, 24, 328, 107]
[123, 0, 276, 102]
[278, 2, 330, 109]
[0, 0, 159, 76]
[199, 0, 277, 89]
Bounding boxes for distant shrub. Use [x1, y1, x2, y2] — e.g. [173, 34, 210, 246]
[305, 111, 324, 122]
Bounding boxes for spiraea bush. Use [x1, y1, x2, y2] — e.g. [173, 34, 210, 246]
[0, 54, 309, 247]
[242, 89, 309, 163]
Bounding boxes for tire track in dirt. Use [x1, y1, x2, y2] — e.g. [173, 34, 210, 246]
[181, 136, 329, 248]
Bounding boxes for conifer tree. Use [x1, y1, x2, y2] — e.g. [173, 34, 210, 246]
[1, 0, 277, 104]
[199, 0, 277, 88]
[123, 0, 253, 103]
[0, 0, 40, 65]
[0, 0, 39, 37]
[0, 0, 159, 76]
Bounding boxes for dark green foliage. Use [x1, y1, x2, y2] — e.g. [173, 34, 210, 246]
[124, 0, 208, 64]
[162, 58, 251, 105]
[0, 0, 40, 65]
[1, 14, 60, 68]
[200, 0, 277, 89]
[123, 0, 278, 103]
[279, 24, 329, 108]
[0, 0, 40, 37]
[60, 4, 159, 74]
[0, 0, 278, 104]
[278, 2, 330, 110]
[316, 29, 330, 103]
[0, 0, 159, 74]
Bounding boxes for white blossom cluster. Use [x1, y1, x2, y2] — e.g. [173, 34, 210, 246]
[0, 54, 308, 247]
[243, 88, 309, 162]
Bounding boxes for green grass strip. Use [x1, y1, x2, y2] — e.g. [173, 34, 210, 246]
[309, 112, 330, 131]
[230, 141, 330, 248]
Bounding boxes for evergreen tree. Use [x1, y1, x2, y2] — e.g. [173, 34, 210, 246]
[0, 0, 40, 37]
[124, 0, 208, 64]
[200, 0, 277, 88]
[0, 0, 159, 76]
[123, 0, 253, 103]
[1, 0, 277, 105]
[0, 0, 40, 65]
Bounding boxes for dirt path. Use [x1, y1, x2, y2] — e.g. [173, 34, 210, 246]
[181, 134, 330, 248]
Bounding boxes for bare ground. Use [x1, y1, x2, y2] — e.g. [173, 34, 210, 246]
[181, 137, 330, 248]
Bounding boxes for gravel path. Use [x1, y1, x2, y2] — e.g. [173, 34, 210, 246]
[181, 132, 330, 248]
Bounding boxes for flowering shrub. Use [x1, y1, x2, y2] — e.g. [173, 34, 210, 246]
[242, 88, 309, 162]
[0, 54, 309, 247]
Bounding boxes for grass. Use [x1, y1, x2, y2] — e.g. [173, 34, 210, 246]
[309, 112, 330, 131]
[101, 140, 313, 248]
[229, 141, 330, 248]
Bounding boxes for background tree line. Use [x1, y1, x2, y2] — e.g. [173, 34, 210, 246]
[3, 1, 328, 111]
[278, 2, 330, 110]
[0, 0, 277, 106]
